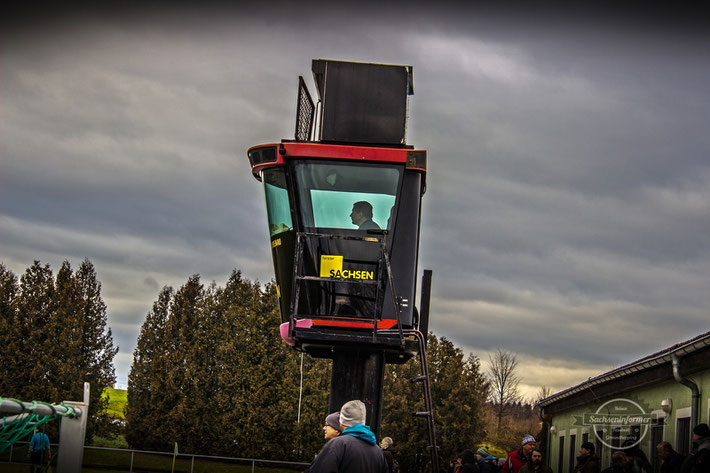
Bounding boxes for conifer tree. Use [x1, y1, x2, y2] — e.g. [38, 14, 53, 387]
[13, 261, 56, 401]
[382, 333, 490, 472]
[186, 281, 223, 454]
[161, 274, 204, 450]
[0, 260, 117, 440]
[74, 259, 118, 441]
[212, 276, 329, 460]
[286, 351, 331, 461]
[0, 264, 20, 392]
[210, 270, 279, 457]
[246, 282, 327, 459]
[382, 344, 429, 472]
[429, 336, 489, 459]
[47, 261, 83, 402]
[125, 270, 331, 459]
[126, 286, 173, 449]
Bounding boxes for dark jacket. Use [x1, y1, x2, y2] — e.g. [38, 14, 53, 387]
[306, 424, 388, 473]
[382, 446, 396, 473]
[574, 454, 600, 473]
[661, 451, 686, 473]
[461, 449, 479, 473]
[479, 456, 500, 473]
[626, 447, 652, 473]
[681, 438, 710, 473]
[602, 466, 630, 473]
[358, 219, 380, 230]
[519, 462, 553, 473]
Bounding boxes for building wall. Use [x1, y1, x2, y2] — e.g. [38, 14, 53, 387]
[547, 369, 709, 473]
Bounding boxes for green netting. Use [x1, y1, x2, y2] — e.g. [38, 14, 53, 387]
[0, 397, 77, 454]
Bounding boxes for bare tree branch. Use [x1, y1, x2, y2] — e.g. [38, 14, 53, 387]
[487, 349, 521, 432]
[534, 385, 552, 405]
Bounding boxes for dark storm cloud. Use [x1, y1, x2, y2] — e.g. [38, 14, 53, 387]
[2, 4, 709, 395]
[408, 8, 710, 391]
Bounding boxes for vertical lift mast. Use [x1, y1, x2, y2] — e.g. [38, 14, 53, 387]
[246, 59, 439, 472]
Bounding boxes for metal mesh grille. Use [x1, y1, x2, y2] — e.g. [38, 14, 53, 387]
[295, 76, 315, 141]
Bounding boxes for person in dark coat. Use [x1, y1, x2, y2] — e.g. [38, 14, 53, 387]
[657, 441, 685, 473]
[680, 423, 710, 473]
[306, 400, 388, 473]
[603, 452, 631, 473]
[380, 436, 398, 473]
[573, 442, 600, 473]
[350, 201, 381, 230]
[622, 436, 652, 473]
[519, 448, 552, 473]
[460, 449, 479, 473]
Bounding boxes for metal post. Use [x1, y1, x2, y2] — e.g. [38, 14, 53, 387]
[329, 350, 385, 440]
[130, 451, 134, 472]
[57, 382, 90, 473]
[418, 270, 432, 337]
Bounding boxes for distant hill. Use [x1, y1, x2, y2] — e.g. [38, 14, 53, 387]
[103, 387, 127, 419]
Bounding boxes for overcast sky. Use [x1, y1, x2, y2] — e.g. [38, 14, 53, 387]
[2, 3, 709, 399]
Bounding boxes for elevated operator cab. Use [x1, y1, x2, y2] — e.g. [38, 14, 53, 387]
[247, 60, 426, 361]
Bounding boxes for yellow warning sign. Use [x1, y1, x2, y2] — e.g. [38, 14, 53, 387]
[320, 255, 374, 280]
[320, 255, 343, 277]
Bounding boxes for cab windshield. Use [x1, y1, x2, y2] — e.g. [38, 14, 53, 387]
[293, 161, 401, 231]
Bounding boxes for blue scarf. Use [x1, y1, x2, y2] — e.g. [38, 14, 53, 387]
[341, 424, 377, 445]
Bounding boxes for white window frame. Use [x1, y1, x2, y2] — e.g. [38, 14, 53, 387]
[558, 430, 566, 473]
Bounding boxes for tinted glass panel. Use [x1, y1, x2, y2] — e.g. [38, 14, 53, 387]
[263, 168, 293, 236]
[293, 162, 401, 231]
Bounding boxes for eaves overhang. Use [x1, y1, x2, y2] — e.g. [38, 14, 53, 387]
[537, 330, 710, 415]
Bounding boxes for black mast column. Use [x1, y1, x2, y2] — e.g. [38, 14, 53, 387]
[328, 349, 385, 440]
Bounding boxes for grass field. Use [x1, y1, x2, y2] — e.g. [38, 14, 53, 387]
[103, 387, 127, 419]
[2, 444, 305, 472]
[3, 388, 306, 472]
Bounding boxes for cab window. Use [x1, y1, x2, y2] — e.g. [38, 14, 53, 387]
[293, 162, 401, 231]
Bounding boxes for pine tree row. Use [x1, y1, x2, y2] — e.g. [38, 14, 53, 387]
[124, 270, 332, 460]
[0, 260, 118, 442]
[382, 335, 491, 472]
[0, 259, 491, 466]
[125, 269, 491, 467]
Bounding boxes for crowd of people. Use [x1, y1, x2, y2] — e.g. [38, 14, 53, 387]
[447, 423, 710, 473]
[449, 434, 543, 473]
[305, 400, 710, 473]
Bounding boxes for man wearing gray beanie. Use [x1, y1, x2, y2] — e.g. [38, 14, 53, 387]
[306, 400, 388, 473]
